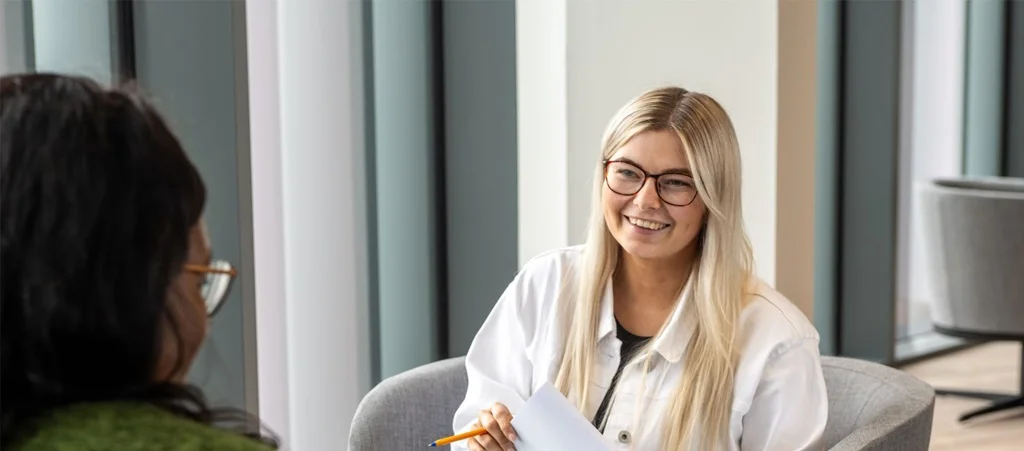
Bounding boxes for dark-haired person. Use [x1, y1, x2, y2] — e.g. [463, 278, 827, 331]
[1, 73, 277, 450]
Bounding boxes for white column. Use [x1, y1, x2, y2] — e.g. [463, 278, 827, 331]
[515, 0, 570, 266]
[516, 0, 781, 285]
[246, 0, 373, 448]
[244, 0, 289, 442]
[903, 0, 966, 322]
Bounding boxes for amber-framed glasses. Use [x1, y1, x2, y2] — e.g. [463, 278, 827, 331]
[184, 259, 236, 317]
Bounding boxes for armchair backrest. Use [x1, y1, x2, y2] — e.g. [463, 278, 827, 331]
[821, 356, 934, 450]
[349, 357, 467, 450]
[920, 177, 1024, 334]
[349, 356, 935, 450]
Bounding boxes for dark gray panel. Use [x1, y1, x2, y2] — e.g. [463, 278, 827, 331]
[371, 0, 441, 379]
[2, 0, 34, 73]
[963, 0, 1006, 176]
[814, 0, 841, 356]
[442, 0, 518, 357]
[361, 0, 382, 387]
[228, 0, 258, 414]
[1006, 1, 1024, 177]
[133, 0, 246, 409]
[839, 0, 902, 363]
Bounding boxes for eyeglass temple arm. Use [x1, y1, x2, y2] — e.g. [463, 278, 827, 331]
[183, 264, 236, 276]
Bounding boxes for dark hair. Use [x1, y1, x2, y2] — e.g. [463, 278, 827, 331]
[0, 73, 276, 448]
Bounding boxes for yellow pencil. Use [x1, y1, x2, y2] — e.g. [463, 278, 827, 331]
[428, 427, 488, 447]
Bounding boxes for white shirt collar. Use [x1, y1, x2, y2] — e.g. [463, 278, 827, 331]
[596, 272, 695, 364]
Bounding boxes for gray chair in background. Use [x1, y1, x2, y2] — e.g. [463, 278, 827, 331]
[349, 356, 935, 451]
[920, 177, 1024, 422]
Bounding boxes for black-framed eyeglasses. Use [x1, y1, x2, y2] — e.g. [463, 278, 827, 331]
[184, 259, 236, 317]
[603, 159, 699, 207]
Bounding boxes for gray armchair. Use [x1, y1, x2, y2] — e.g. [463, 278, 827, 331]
[821, 356, 934, 450]
[349, 356, 934, 450]
[920, 176, 1024, 421]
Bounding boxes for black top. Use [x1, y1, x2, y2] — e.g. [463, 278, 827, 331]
[591, 318, 652, 432]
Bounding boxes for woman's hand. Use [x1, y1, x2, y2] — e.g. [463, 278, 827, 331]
[468, 402, 518, 451]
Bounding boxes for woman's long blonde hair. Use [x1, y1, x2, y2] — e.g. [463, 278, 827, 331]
[553, 87, 755, 450]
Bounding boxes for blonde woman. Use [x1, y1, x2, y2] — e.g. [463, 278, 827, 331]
[452, 87, 828, 450]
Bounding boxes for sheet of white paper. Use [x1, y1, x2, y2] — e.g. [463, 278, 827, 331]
[510, 383, 610, 451]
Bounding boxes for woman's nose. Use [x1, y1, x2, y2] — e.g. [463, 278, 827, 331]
[633, 178, 662, 210]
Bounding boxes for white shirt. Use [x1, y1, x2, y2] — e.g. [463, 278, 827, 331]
[452, 246, 828, 450]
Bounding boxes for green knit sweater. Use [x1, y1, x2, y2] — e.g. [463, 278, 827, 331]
[8, 402, 276, 451]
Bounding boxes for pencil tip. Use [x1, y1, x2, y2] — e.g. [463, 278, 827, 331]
[427, 443, 436, 447]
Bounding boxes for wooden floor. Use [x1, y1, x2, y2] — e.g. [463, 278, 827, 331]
[901, 342, 1024, 451]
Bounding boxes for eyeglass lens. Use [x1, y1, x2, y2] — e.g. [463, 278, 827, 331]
[202, 259, 234, 317]
[605, 161, 697, 206]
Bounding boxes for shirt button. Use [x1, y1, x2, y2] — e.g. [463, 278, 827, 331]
[617, 430, 631, 444]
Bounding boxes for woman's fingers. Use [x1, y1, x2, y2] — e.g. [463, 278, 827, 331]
[490, 403, 518, 442]
[468, 421, 495, 451]
[467, 434, 485, 451]
[478, 405, 516, 451]
[472, 433, 503, 451]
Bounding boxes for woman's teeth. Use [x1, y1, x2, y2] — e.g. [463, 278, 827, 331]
[627, 217, 668, 231]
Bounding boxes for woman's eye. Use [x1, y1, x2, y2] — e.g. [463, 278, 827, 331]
[662, 178, 693, 189]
